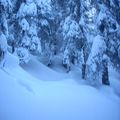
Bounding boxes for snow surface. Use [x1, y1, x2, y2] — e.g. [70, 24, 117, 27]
[0, 53, 120, 120]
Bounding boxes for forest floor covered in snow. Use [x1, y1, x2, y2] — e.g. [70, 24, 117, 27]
[0, 53, 120, 120]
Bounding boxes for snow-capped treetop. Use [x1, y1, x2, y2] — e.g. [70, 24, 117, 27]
[17, 47, 30, 64]
[35, 0, 52, 16]
[63, 48, 70, 65]
[62, 16, 80, 40]
[87, 35, 106, 65]
[28, 23, 37, 36]
[0, 0, 12, 7]
[96, 4, 118, 33]
[21, 34, 31, 48]
[40, 19, 49, 27]
[35, 0, 51, 8]
[79, 1, 97, 41]
[80, 0, 91, 10]
[0, 32, 7, 52]
[102, 54, 109, 62]
[20, 18, 29, 32]
[17, 1, 37, 18]
[30, 36, 41, 53]
[26, 0, 33, 4]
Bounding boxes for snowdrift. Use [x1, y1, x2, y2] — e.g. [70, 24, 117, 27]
[0, 53, 120, 120]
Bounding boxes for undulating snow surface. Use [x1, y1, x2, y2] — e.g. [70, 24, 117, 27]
[0, 53, 120, 120]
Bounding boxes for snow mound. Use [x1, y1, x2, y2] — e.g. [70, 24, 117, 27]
[21, 55, 64, 81]
[0, 67, 120, 120]
[5, 52, 19, 69]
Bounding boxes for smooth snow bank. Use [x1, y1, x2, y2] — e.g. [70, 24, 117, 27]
[21, 55, 66, 81]
[0, 53, 120, 120]
[5, 52, 19, 68]
[0, 67, 120, 120]
[21, 55, 83, 83]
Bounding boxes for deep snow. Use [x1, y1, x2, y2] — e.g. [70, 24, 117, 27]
[0, 53, 120, 120]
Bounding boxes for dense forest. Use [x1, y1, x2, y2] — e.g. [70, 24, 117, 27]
[0, 0, 120, 86]
[0, 0, 120, 120]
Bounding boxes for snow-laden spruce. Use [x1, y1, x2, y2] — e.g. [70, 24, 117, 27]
[87, 35, 106, 85]
[17, 0, 37, 18]
[0, 31, 8, 67]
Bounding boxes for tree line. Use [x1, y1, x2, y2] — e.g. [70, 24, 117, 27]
[0, 0, 120, 86]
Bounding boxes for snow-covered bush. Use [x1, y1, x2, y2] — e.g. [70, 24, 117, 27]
[16, 47, 30, 64]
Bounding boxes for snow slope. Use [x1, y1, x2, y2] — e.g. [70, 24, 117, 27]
[21, 55, 82, 83]
[21, 55, 65, 81]
[0, 53, 120, 120]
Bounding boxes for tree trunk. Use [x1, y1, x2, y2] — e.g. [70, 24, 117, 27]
[102, 61, 110, 85]
[12, 46, 15, 53]
[82, 63, 86, 79]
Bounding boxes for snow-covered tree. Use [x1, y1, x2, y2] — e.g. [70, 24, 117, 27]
[61, 15, 83, 71]
[15, 0, 41, 64]
[0, 0, 11, 37]
[96, 1, 120, 71]
[86, 35, 106, 85]
[36, 0, 58, 65]
[0, 30, 8, 67]
[0, 0, 12, 67]
[0, 0, 120, 86]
